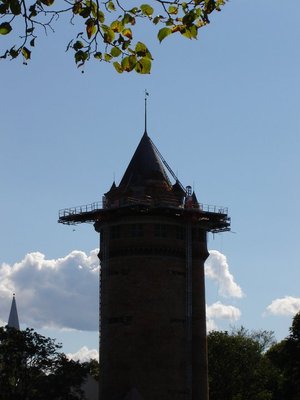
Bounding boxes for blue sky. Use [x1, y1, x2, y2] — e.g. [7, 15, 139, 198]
[1, 0, 300, 359]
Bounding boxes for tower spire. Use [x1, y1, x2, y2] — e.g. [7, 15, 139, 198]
[8, 293, 20, 330]
[144, 90, 149, 135]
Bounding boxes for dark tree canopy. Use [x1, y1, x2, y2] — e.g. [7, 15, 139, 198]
[0, 326, 88, 400]
[266, 311, 300, 400]
[0, 0, 226, 73]
[207, 328, 279, 400]
[208, 314, 300, 400]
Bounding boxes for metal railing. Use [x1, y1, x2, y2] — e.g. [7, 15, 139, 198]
[59, 198, 228, 219]
[59, 201, 103, 218]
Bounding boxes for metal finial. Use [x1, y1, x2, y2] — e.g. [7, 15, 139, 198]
[144, 90, 149, 134]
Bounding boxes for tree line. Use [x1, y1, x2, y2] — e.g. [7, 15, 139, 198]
[208, 312, 300, 400]
[1, 311, 299, 399]
[0, 326, 98, 400]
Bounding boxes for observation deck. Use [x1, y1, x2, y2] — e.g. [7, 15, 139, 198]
[58, 196, 230, 234]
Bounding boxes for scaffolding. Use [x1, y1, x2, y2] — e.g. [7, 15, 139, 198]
[58, 198, 230, 233]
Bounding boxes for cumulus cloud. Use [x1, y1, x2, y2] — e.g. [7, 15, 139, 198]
[67, 346, 99, 362]
[205, 250, 244, 298]
[206, 301, 241, 332]
[0, 247, 243, 333]
[0, 250, 99, 331]
[206, 318, 218, 332]
[207, 301, 241, 321]
[265, 296, 300, 316]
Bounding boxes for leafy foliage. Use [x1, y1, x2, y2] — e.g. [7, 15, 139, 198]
[0, 326, 88, 400]
[0, 0, 226, 72]
[266, 311, 300, 400]
[208, 328, 279, 400]
[83, 358, 100, 381]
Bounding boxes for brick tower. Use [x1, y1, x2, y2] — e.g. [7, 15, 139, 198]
[59, 128, 230, 400]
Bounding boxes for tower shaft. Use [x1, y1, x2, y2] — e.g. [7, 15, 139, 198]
[95, 210, 210, 400]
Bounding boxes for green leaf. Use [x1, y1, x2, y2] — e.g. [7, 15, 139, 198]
[157, 27, 172, 43]
[182, 11, 196, 26]
[79, 7, 90, 18]
[0, 22, 12, 35]
[113, 61, 123, 73]
[122, 13, 135, 25]
[181, 24, 198, 39]
[10, 0, 21, 15]
[91, 4, 104, 22]
[73, 40, 84, 51]
[129, 7, 138, 14]
[86, 18, 97, 39]
[104, 53, 112, 62]
[110, 46, 121, 57]
[107, 1, 115, 11]
[97, 10, 105, 23]
[205, 0, 217, 14]
[21, 46, 31, 60]
[75, 50, 88, 63]
[110, 20, 123, 33]
[0, 3, 9, 13]
[121, 40, 130, 50]
[9, 48, 19, 58]
[168, 5, 178, 15]
[135, 41, 146, 54]
[135, 41, 152, 59]
[94, 52, 102, 59]
[102, 25, 115, 43]
[122, 28, 132, 40]
[72, 2, 82, 14]
[135, 57, 151, 74]
[181, 2, 188, 12]
[121, 55, 136, 72]
[153, 15, 161, 25]
[140, 4, 153, 16]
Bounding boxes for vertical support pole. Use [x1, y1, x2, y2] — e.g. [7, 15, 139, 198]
[186, 221, 193, 399]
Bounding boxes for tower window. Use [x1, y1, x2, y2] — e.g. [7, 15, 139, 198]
[130, 224, 144, 237]
[154, 224, 167, 238]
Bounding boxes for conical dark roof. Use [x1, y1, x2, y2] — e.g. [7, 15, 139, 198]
[8, 294, 20, 330]
[119, 132, 170, 188]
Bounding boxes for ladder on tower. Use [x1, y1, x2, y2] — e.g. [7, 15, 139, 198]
[148, 136, 186, 192]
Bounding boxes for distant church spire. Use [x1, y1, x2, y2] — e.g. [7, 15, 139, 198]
[8, 293, 20, 330]
[144, 90, 149, 135]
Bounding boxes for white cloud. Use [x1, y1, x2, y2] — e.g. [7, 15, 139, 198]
[205, 250, 244, 298]
[0, 250, 99, 331]
[206, 317, 218, 332]
[0, 248, 243, 334]
[265, 296, 300, 316]
[206, 301, 241, 332]
[207, 301, 241, 321]
[67, 346, 99, 363]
